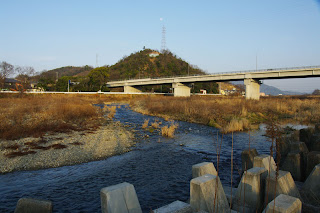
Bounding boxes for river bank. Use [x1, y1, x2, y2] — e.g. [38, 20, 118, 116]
[130, 96, 320, 132]
[0, 121, 134, 174]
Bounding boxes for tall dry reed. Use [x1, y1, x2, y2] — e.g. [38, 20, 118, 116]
[0, 95, 103, 140]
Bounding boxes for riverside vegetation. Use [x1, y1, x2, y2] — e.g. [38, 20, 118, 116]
[131, 95, 320, 133]
[0, 94, 135, 173]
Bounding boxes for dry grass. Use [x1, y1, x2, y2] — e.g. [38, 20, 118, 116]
[142, 119, 149, 129]
[0, 95, 105, 140]
[131, 96, 320, 132]
[161, 122, 178, 138]
[151, 120, 160, 129]
[106, 106, 117, 120]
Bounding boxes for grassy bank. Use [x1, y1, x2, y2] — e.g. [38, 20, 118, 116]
[131, 96, 320, 132]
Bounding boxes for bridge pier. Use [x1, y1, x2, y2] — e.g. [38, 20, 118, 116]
[244, 79, 261, 100]
[172, 83, 191, 97]
[124, 85, 142, 94]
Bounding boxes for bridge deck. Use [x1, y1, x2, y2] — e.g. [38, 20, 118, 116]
[107, 66, 320, 87]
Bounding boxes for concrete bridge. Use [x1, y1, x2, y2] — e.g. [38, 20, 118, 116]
[106, 66, 320, 100]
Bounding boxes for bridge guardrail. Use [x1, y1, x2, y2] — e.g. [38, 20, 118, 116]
[109, 65, 320, 83]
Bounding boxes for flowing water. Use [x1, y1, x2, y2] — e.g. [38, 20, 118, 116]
[0, 105, 274, 212]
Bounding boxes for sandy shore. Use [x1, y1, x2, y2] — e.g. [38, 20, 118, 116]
[0, 121, 135, 174]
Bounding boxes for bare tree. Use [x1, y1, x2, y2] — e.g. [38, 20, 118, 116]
[15, 66, 36, 89]
[0, 61, 14, 88]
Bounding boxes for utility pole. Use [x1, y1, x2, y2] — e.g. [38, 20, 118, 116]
[188, 63, 189, 76]
[256, 54, 258, 72]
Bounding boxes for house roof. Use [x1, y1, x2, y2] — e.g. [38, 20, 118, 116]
[5, 78, 20, 83]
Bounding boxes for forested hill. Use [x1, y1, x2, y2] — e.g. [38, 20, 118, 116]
[109, 49, 206, 80]
[39, 65, 93, 80]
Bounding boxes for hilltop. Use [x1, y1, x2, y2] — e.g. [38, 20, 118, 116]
[108, 49, 205, 80]
[29, 49, 219, 93]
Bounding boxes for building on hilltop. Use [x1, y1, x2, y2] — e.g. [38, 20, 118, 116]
[148, 51, 160, 57]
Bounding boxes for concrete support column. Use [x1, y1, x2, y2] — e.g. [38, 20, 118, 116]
[124, 85, 142, 94]
[172, 83, 191, 97]
[244, 78, 261, 100]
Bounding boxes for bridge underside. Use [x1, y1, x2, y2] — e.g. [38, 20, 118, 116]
[108, 66, 320, 100]
[122, 80, 262, 99]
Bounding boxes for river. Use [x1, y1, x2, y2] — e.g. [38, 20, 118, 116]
[0, 104, 273, 212]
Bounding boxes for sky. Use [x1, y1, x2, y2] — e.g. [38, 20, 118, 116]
[1, 0, 320, 93]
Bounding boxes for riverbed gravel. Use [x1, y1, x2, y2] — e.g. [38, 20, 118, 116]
[0, 121, 135, 173]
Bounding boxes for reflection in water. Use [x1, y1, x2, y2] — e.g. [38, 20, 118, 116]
[0, 105, 272, 212]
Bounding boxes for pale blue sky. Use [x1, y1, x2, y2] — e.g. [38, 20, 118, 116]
[1, 0, 320, 92]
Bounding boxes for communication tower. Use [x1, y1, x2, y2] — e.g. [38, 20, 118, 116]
[161, 25, 166, 52]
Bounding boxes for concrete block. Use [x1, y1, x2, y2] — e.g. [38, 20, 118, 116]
[222, 185, 237, 205]
[302, 164, 320, 202]
[232, 167, 267, 213]
[306, 151, 320, 177]
[192, 162, 217, 178]
[153, 201, 192, 213]
[100, 182, 142, 213]
[14, 198, 52, 213]
[282, 153, 302, 181]
[263, 194, 302, 213]
[309, 133, 320, 152]
[253, 154, 276, 173]
[241, 149, 258, 172]
[265, 170, 301, 204]
[315, 123, 320, 133]
[299, 127, 314, 144]
[190, 174, 230, 213]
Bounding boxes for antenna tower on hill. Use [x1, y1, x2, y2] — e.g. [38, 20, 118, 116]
[161, 25, 166, 52]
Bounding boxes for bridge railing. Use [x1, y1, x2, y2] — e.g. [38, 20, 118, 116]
[109, 65, 320, 83]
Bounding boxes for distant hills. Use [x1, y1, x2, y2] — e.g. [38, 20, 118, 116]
[29, 49, 305, 94]
[260, 84, 304, 96]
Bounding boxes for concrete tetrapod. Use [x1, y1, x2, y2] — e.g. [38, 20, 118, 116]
[232, 167, 267, 213]
[253, 154, 276, 174]
[265, 170, 301, 205]
[306, 151, 320, 177]
[282, 153, 302, 181]
[100, 182, 142, 213]
[153, 201, 193, 213]
[192, 162, 217, 178]
[14, 198, 52, 213]
[262, 194, 302, 213]
[241, 148, 258, 172]
[190, 174, 230, 213]
[302, 163, 320, 204]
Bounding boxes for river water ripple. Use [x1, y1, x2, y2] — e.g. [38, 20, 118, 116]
[0, 105, 272, 212]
